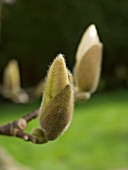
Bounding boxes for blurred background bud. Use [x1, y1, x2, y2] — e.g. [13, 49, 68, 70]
[3, 59, 21, 95]
[0, 0, 16, 4]
[74, 24, 103, 95]
[2, 59, 29, 103]
[34, 79, 45, 98]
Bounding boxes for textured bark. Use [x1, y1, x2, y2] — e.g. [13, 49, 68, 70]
[0, 109, 44, 144]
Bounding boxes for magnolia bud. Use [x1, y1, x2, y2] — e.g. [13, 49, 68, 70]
[34, 79, 45, 98]
[74, 24, 103, 95]
[33, 54, 74, 142]
[2, 59, 29, 103]
[32, 128, 47, 143]
[3, 59, 21, 97]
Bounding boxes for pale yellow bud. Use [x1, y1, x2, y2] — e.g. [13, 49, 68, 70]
[34, 79, 45, 98]
[74, 24, 103, 94]
[36, 54, 74, 142]
[41, 54, 70, 112]
[3, 59, 21, 96]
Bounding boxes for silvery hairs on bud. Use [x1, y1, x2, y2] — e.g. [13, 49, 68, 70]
[32, 54, 74, 142]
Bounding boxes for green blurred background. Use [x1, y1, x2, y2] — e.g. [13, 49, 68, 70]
[0, 1, 128, 170]
[0, 0, 128, 89]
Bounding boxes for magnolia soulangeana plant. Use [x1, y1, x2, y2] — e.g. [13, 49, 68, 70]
[0, 24, 103, 144]
[32, 23, 103, 143]
[74, 24, 103, 101]
[32, 54, 74, 143]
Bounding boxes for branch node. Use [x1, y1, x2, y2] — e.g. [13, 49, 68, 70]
[17, 118, 27, 130]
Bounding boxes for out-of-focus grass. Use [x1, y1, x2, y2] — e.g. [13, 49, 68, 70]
[0, 90, 128, 170]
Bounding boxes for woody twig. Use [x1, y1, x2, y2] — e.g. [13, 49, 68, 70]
[0, 109, 44, 144]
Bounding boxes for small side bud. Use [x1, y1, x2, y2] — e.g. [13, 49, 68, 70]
[74, 24, 103, 98]
[32, 128, 47, 143]
[33, 54, 74, 143]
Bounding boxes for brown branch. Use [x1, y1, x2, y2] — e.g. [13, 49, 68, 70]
[0, 109, 44, 144]
[0, 85, 90, 144]
[23, 109, 39, 123]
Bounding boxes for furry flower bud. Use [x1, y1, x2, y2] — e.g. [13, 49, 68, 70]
[74, 24, 103, 94]
[36, 54, 74, 142]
